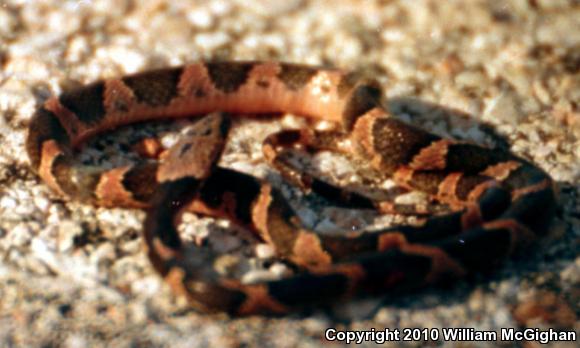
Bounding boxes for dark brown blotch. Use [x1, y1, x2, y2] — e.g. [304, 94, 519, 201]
[122, 162, 159, 203]
[318, 232, 378, 259]
[205, 62, 254, 93]
[445, 144, 511, 174]
[26, 107, 71, 170]
[59, 81, 106, 126]
[268, 129, 303, 146]
[403, 212, 463, 243]
[342, 83, 382, 130]
[122, 67, 183, 107]
[310, 178, 375, 210]
[357, 250, 431, 289]
[277, 64, 317, 91]
[372, 119, 439, 171]
[197, 168, 262, 225]
[407, 171, 447, 195]
[477, 187, 511, 221]
[502, 163, 545, 190]
[455, 175, 490, 200]
[268, 272, 349, 306]
[436, 225, 512, 272]
[145, 177, 201, 252]
[506, 187, 556, 232]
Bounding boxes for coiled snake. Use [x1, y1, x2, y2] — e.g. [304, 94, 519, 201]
[26, 62, 556, 315]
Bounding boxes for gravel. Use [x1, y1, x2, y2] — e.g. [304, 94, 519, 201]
[0, 1, 578, 347]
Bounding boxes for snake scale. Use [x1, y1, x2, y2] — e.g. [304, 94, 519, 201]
[26, 61, 557, 315]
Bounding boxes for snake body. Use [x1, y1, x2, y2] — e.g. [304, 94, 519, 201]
[26, 61, 556, 315]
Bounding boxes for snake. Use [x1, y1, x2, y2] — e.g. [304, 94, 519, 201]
[26, 61, 557, 315]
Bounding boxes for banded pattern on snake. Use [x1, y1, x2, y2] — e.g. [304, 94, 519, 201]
[26, 61, 556, 315]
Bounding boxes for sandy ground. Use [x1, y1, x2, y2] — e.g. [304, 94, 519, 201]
[0, 0, 578, 347]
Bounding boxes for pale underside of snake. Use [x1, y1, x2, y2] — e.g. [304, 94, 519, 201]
[26, 61, 556, 315]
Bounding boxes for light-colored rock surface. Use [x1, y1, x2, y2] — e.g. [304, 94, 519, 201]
[0, 1, 578, 347]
